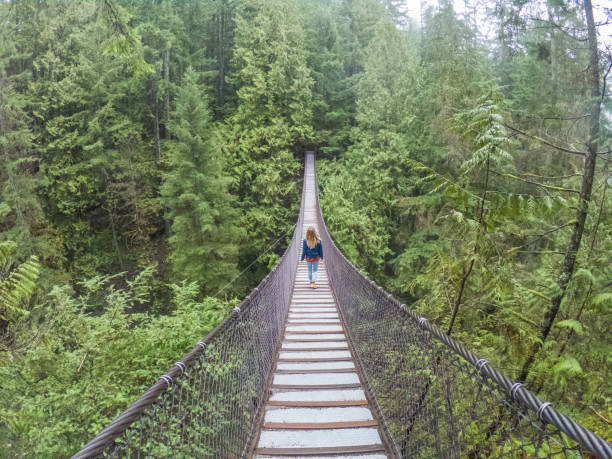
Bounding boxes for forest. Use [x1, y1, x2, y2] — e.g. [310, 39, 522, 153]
[0, 0, 610, 456]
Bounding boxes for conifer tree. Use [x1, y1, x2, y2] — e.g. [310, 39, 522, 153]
[299, 0, 382, 157]
[163, 68, 241, 294]
[228, 0, 313, 266]
[0, 4, 56, 264]
[319, 13, 420, 277]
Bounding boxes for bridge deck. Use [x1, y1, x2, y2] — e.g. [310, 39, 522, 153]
[252, 155, 389, 458]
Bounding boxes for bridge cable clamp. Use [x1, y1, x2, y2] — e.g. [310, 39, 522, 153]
[174, 361, 186, 375]
[537, 402, 553, 421]
[475, 358, 489, 373]
[158, 374, 172, 388]
[233, 306, 241, 313]
[510, 382, 523, 400]
[197, 341, 207, 350]
[418, 317, 428, 329]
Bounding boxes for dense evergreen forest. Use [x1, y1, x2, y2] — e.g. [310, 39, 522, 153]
[0, 0, 610, 455]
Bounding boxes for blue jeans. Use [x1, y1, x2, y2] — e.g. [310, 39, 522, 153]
[307, 260, 319, 283]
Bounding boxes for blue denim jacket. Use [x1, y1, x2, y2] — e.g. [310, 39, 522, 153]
[301, 239, 323, 261]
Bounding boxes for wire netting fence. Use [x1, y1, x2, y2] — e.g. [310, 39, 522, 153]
[315, 165, 612, 458]
[73, 175, 305, 459]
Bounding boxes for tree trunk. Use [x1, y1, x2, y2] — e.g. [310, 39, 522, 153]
[153, 86, 161, 162]
[103, 174, 125, 270]
[107, 206, 125, 270]
[546, 0, 558, 108]
[519, 0, 601, 383]
[447, 152, 489, 335]
[557, 174, 607, 358]
[161, 49, 172, 237]
[544, 0, 558, 167]
[163, 47, 171, 136]
[0, 82, 25, 223]
[216, 3, 226, 115]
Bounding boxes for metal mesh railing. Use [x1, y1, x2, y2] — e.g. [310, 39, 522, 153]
[73, 168, 305, 458]
[314, 164, 612, 458]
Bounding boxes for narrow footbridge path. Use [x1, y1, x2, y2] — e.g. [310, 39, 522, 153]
[252, 158, 388, 456]
[75, 153, 611, 458]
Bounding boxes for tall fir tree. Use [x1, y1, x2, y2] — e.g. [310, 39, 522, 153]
[0, 2, 59, 266]
[318, 13, 422, 278]
[163, 68, 241, 294]
[228, 0, 313, 269]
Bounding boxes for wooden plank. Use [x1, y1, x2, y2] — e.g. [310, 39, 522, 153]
[254, 444, 386, 455]
[291, 298, 334, 301]
[267, 400, 369, 407]
[263, 420, 378, 430]
[289, 311, 340, 320]
[280, 347, 348, 352]
[277, 357, 353, 362]
[271, 383, 362, 390]
[274, 369, 354, 375]
[287, 319, 340, 325]
[283, 337, 346, 342]
[283, 331, 345, 335]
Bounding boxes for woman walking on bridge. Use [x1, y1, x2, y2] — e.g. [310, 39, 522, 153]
[301, 227, 323, 288]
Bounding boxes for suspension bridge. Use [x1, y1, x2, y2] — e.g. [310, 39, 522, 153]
[74, 153, 611, 458]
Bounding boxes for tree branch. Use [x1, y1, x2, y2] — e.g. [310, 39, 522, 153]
[517, 172, 583, 180]
[516, 250, 566, 255]
[491, 170, 581, 193]
[503, 124, 586, 156]
[525, 114, 589, 121]
[533, 221, 576, 239]
[592, 408, 612, 425]
[600, 59, 611, 103]
[527, 17, 588, 41]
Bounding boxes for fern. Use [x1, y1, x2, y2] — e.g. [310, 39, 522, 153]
[555, 319, 584, 335]
[0, 241, 40, 321]
[0, 240, 18, 269]
[453, 92, 513, 175]
[553, 355, 583, 388]
[592, 292, 612, 306]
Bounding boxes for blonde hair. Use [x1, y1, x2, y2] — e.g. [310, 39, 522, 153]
[305, 227, 320, 249]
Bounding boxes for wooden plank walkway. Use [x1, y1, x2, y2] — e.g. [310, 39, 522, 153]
[251, 154, 389, 458]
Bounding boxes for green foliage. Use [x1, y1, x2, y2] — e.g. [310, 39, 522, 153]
[453, 92, 513, 174]
[298, 0, 384, 157]
[318, 10, 422, 280]
[0, 0, 611, 452]
[0, 242, 40, 322]
[0, 267, 231, 456]
[97, 0, 151, 74]
[227, 0, 313, 270]
[162, 68, 242, 294]
[553, 355, 583, 389]
[0, 32, 60, 267]
[555, 319, 584, 335]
